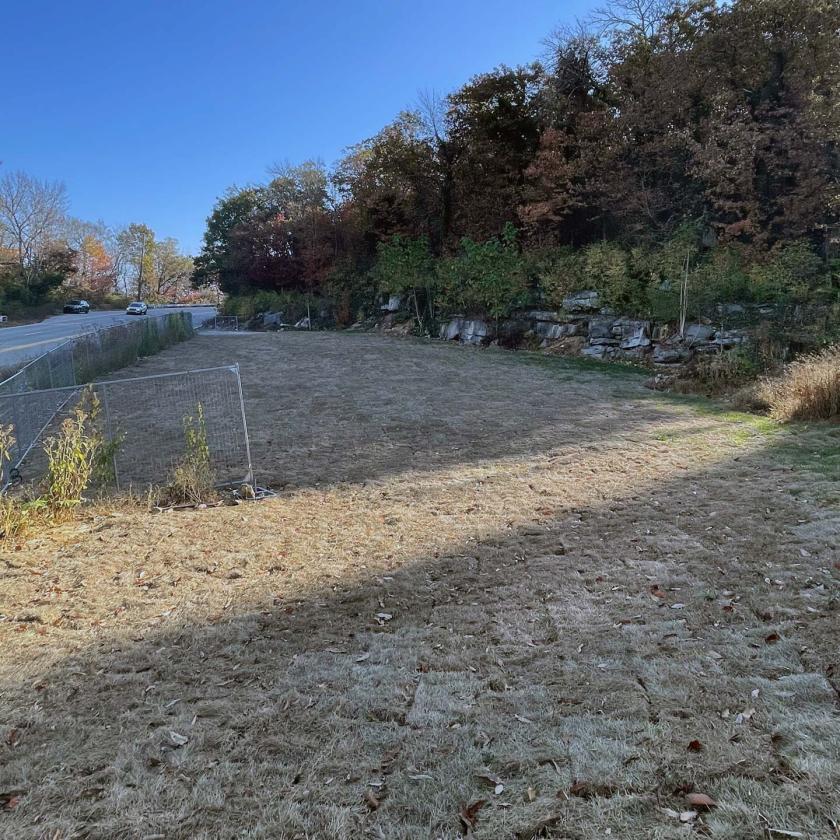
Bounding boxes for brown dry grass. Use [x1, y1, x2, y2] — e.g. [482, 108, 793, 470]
[1, 332, 839, 839]
[757, 344, 840, 422]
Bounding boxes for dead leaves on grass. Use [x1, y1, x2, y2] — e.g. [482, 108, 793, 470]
[0, 790, 24, 811]
[474, 770, 505, 795]
[567, 779, 616, 799]
[685, 791, 716, 809]
[459, 799, 487, 833]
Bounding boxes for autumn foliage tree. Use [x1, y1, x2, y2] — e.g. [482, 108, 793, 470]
[194, 0, 840, 323]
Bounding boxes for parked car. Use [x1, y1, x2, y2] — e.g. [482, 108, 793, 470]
[63, 299, 90, 314]
[126, 301, 148, 315]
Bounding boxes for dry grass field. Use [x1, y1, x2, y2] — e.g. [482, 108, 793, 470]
[1, 332, 839, 839]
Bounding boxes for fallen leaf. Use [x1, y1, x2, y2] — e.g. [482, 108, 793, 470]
[526, 787, 537, 802]
[568, 780, 614, 799]
[363, 790, 380, 811]
[670, 603, 686, 610]
[355, 652, 371, 663]
[686, 792, 716, 809]
[687, 739, 703, 752]
[649, 584, 667, 599]
[0, 790, 24, 810]
[459, 799, 487, 832]
[765, 632, 781, 644]
[514, 714, 533, 724]
[680, 810, 698, 822]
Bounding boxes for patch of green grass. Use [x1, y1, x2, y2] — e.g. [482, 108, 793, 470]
[495, 348, 649, 381]
[773, 428, 840, 482]
[661, 392, 786, 441]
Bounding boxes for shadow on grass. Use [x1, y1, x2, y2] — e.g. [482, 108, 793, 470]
[1, 418, 838, 839]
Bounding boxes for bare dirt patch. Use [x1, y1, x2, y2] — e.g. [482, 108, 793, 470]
[1, 332, 838, 839]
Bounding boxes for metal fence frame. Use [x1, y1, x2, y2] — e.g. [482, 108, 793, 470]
[2, 364, 253, 493]
[0, 312, 195, 491]
[201, 315, 239, 331]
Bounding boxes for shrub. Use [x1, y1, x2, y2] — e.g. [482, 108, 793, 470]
[693, 349, 760, 392]
[747, 242, 831, 304]
[0, 425, 30, 539]
[527, 247, 584, 309]
[224, 290, 315, 322]
[373, 235, 437, 332]
[324, 261, 377, 327]
[579, 241, 641, 313]
[438, 223, 530, 321]
[0, 390, 122, 539]
[757, 344, 840, 422]
[161, 403, 216, 505]
[43, 388, 105, 514]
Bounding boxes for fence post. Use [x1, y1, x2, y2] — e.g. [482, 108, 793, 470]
[233, 364, 254, 487]
[47, 353, 54, 389]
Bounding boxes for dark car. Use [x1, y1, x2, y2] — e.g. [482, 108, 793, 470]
[63, 299, 90, 314]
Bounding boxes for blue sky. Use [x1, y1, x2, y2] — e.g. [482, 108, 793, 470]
[4, 1, 594, 254]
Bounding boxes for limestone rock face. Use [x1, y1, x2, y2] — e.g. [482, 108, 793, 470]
[563, 290, 601, 312]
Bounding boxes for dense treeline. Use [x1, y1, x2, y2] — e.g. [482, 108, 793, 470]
[194, 0, 840, 328]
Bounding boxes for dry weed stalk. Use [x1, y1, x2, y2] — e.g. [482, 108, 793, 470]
[758, 344, 840, 421]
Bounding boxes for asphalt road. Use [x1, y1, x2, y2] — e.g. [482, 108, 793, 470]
[0, 305, 217, 369]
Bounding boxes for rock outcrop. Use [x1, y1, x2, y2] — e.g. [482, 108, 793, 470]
[437, 293, 754, 369]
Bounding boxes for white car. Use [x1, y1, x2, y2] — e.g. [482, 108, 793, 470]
[126, 301, 148, 315]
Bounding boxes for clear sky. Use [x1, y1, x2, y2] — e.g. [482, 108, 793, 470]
[4, 1, 594, 254]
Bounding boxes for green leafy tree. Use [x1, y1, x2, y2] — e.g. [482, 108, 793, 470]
[373, 235, 437, 330]
[439, 224, 529, 323]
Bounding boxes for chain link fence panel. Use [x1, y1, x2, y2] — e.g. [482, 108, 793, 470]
[201, 315, 239, 331]
[5, 365, 252, 493]
[0, 312, 195, 489]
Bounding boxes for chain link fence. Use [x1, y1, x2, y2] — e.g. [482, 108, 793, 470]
[7, 365, 252, 493]
[201, 315, 240, 331]
[0, 312, 201, 490]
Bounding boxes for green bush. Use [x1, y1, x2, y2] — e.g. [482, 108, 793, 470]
[224, 290, 316, 322]
[373, 235, 437, 331]
[43, 389, 105, 513]
[324, 262, 377, 326]
[747, 242, 834, 304]
[526, 247, 584, 309]
[438, 223, 530, 321]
